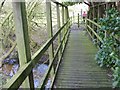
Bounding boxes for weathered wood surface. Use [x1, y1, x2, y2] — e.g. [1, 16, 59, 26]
[54, 24, 112, 88]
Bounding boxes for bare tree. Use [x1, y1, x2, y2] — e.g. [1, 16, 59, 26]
[0, 0, 6, 10]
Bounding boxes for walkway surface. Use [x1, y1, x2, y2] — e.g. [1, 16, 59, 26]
[54, 24, 112, 88]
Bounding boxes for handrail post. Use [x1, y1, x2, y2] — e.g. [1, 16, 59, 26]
[78, 13, 79, 28]
[12, 1, 34, 89]
[92, 6, 95, 39]
[67, 7, 69, 19]
[66, 7, 70, 41]
[65, 7, 68, 43]
[105, 3, 109, 38]
[62, 6, 65, 25]
[66, 7, 69, 20]
[97, 5, 100, 45]
[56, 4, 61, 59]
[46, 0, 54, 75]
[66, 7, 70, 27]
[62, 6, 65, 51]
[72, 12, 75, 23]
[90, 9, 92, 36]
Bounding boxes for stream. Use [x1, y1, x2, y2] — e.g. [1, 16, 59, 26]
[0, 58, 51, 89]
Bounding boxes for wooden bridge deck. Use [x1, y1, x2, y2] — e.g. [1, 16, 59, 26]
[54, 24, 112, 88]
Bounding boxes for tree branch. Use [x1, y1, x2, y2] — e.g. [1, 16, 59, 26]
[0, 42, 17, 65]
[0, 0, 6, 10]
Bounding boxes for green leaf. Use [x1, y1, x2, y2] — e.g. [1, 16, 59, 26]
[114, 27, 119, 30]
[113, 81, 119, 88]
[101, 26, 106, 30]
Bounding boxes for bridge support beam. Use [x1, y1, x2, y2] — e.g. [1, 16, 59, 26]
[12, 1, 34, 89]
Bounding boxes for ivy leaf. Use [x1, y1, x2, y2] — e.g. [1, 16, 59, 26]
[113, 81, 119, 88]
[110, 52, 114, 56]
[96, 8, 120, 88]
[114, 27, 119, 31]
[101, 26, 106, 31]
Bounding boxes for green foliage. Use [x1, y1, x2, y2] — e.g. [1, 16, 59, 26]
[97, 8, 120, 39]
[95, 36, 119, 67]
[113, 64, 120, 87]
[95, 8, 120, 87]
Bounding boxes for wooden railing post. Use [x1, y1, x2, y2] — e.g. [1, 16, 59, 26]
[62, 6, 65, 50]
[66, 7, 70, 39]
[65, 7, 68, 23]
[46, 0, 54, 75]
[56, 4, 61, 59]
[92, 6, 95, 39]
[86, 11, 88, 31]
[78, 13, 79, 27]
[97, 5, 100, 45]
[90, 8, 93, 36]
[73, 12, 74, 24]
[98, 5, 100, 19]
[66, 7, 70, 27]
[12, 1, 34, 89]
[62, 6, 65, 25]
[64, 7, 68, 43]
[67, 7, 69, 19]
[105, 3, 109, 38]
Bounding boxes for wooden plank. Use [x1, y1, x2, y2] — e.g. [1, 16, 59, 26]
[12, 1, 34, 88]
